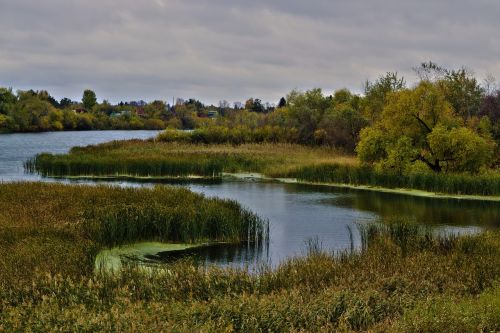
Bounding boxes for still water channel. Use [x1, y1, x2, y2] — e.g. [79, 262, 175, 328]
[1, 131, 499, 268]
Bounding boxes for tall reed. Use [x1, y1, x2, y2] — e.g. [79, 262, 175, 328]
[281, 163, 500, 196]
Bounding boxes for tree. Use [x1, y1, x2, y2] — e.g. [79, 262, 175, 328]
[82, 89, 97, 110]
[0, 88, 16, 115]
[413, 61, 447, 81]
[285, 89, 331, 144]
[277, 97, 287, 108]
[318, 103, 367, 151]
[356, 82, 495, 173]
[362, 72, 406, 122]
[59, 98, 74, 109]
[439, 68, 484, 121]
[413, 62, 485, 121]
[245, 98, 265, 113]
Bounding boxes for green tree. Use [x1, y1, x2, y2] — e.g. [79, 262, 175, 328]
[0, 88, 16, 115]
[277, 97, 287, 108]
[362, 72, 406, 122]
[318, 103, 367, 151]
[356, 82, 495, 173]
[59, 98, 74, 109]
[82, 89, 97, 111]
[285, 89, 330, 143]
[439, 68, 484, 121]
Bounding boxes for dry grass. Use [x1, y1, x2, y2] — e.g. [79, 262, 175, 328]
[27, 140, 357, 178]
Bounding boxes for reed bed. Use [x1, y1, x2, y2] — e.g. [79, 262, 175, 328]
[1, 209, 499, 331]
[26, 140, 354, 178]
[0, 182, 266, 285]
[278, 163, 500, 196]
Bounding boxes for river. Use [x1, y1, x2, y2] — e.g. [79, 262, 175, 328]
[1, 131, 498, 268]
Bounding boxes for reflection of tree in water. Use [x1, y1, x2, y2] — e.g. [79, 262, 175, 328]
[154, 240, 270, 268]
[323, 191, 500, 228]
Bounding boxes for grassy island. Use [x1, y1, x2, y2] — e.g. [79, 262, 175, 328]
[28, 138, 500, 196]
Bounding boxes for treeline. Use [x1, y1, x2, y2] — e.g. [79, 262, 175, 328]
[0, 87, 281, 133]
[159, 62, 500, 173]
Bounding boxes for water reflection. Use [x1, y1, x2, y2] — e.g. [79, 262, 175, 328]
[152, 241, 271, 269]
[297, 184, 500, 228]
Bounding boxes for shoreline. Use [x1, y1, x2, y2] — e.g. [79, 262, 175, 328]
[31, 172, 500, 202]
[223, 173, 500, 202]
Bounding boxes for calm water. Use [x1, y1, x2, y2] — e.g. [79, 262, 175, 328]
[0, 131, 160, 182]
[1, 131, 499, 268]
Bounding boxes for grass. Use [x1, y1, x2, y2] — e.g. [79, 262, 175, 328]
[1, 196, 499, 332]
[157, 125, 299, 145]
[276, 163, 500, 196]
[0, 182, 266, 286]
[26, 139, 355, 178]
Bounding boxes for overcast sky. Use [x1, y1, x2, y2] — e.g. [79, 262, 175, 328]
[1, 0, 499, 104]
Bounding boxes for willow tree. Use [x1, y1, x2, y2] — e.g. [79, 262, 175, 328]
[356, 81, 495, 173]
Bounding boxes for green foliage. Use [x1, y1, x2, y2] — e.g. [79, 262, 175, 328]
[439, 68, 484, 121]
[362, 72, 406, 122]
[0, 87, 16, 115]
[357, 81, 496, 173]
[82, 89, 97, 110]
[427, 125, 494, 172]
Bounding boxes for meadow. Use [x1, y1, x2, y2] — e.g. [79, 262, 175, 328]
[0, 185, 499, 332]
[28, 137, 500, 196]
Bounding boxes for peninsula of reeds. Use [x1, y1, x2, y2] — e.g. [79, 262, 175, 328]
[27, 138, 500, 196]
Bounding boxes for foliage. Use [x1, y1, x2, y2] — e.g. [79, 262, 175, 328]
[82, 89, 97, 110]
[362, 72, 406, 122]
[357, 81, 496, 173]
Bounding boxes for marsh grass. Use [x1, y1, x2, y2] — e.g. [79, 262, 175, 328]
[280, 163, 500, 196]
[26, 140, 354, 178]
[0, 182, 266, 286]
[1, 214, 499, 331]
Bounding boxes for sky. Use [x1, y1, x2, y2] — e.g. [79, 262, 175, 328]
[1, 0, 499, 105]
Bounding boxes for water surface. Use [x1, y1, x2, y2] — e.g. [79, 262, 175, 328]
[0, 130, 160, 181]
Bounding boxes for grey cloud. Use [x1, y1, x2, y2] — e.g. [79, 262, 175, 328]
[0, 0, 499, 104]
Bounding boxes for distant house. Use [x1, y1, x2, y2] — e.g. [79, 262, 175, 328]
[134, 108, 146, 117]
[207, 110, 219, 119]
[73, 108, 87, 114]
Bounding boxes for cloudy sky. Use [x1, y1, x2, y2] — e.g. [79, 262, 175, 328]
[1, 0, 499, 104]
